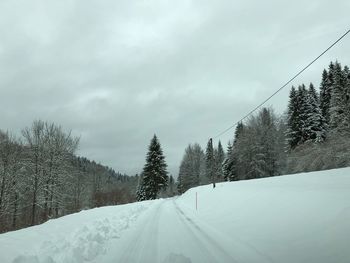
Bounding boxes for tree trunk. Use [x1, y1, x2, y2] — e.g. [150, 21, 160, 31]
[12, 192, 18, 229]
[31, 176, 38, 226]
[0, 164, 8, 212]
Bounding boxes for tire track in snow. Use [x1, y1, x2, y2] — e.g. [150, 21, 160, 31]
[173, 207, 219, 263]
[174, 200, 275, 263]
[117, 200, 163, 263]
[173, 200, 238, 263]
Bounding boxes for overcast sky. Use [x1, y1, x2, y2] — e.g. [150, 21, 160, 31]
[0, 0, 349, 176]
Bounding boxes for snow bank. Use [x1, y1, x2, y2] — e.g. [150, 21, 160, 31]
[0, 202, 150, 263]
[177, 167, 350, 263]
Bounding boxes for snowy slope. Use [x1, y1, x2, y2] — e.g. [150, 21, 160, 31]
[0, 168, 350, 263]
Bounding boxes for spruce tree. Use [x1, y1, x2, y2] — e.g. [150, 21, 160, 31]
[308, 83, 319, 102]
[215, 141, 225, 180]
[306, 83, 326, 142]
[205, 139, 215, 184]
[234, 122, 244, 144]
[344, 65, 350, 99]
[136, 173, 146, 201]
[140, 135, 168, 200]
[230, 122, 244, 180]
[297, 84, 310, 143]
[286, 86, 301, 149]
[320, 69, 332, 127]
[343, 66, 350, 132]
[344, 65, 350, 96]
[222, 142, 233, 181]
[329, 61, 346, 132]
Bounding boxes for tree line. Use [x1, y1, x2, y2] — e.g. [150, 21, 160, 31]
[0, 120, 138, 233]
[177, 60, 350, 193]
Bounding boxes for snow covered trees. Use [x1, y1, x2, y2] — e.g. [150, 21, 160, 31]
[178, 108, 284, 185]
[205, 139, 214, 183]
[222, 123, 244, 181]
[320, 69, 332, 126]
[177, 143, 205, 193]
[285, 61, 350, 173]
[215, 141, 225, 180]
[176, 60, 349, 189]
[329, 61, 350, 133]
[136, 173, 146, 201]
[0, 121, 80, 230]
[0, 131, 23, 231]
[286, 86, 301, 149]
[222, 142, 234, 181]
[204, 139, 225, 186]
[319, 61, 350, 135]
[286, 83, 326, 149]
[21, 121, 80, 225]
[287, 61, 350, 151]
[0, 121, 139, 233]
[232, 108, 284, 179]
[137, 135, 168, 200]
[306, 83, 326, 142]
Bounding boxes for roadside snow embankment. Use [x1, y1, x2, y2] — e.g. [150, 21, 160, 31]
[0, 202, 151, 263]
[177, 167, 350, 263]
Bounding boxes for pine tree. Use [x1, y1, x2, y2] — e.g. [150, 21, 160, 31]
[308, 83, 319, 102]
[228, 122, 245, 180]
[320, 68, 332, 127]
[215, 141, 225, 180]
[342, 65, 350, 132]
[305, 83, 326, 142]
[297, 84, 311, 143]
[205, 139, 214, 183]
[136, 173, 146, 201]
[329, 61, 347, 132]
[286, 86, 302, 149]
[222, 142, 233, 181]
[139, 135, 168, 200]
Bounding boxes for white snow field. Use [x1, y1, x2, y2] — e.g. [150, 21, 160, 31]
[1, 167, 350, 263]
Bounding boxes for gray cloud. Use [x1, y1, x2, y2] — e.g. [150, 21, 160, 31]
[1, 0, 349, 176]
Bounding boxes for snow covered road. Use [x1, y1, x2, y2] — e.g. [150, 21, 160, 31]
[1, 167, 350, 263]
[111, 199, 239, 263]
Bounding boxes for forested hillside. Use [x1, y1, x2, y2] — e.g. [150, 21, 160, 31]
[0, 121, 138, 233]
[177, 61, 350, 192]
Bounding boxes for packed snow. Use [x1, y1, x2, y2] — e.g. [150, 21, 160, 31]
[0, 167, 350, 263]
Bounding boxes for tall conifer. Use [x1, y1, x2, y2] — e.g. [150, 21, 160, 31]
[138, 135, 168, 200]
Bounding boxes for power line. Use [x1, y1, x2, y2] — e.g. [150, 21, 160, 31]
[212, 29, 350, 140]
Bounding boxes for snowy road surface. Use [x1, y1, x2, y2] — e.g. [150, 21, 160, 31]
[112, 199, 239, 263]
[1, 168, 350, 263]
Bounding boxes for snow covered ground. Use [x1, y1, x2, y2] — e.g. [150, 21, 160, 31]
[1, 167, 350, 263]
